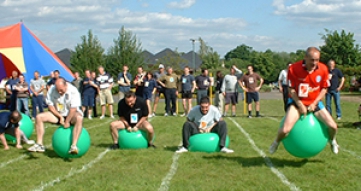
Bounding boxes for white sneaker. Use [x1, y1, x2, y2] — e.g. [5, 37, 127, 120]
[331, 140, 339, 154]
[220, 147, 234, 153]
[25, 140, 35, 145]
[100, 115, 105, 119]
[28, 144, 45, 152]
[269, 141, 279, 154]
[180, 113, 186, 117]
[173, 113, 177, 116]
[152, 113, 156, 117]
[148, 114, 153, 118]
[110, 115, 115, 119]
[337, 117, 341, 120]
[88, 115, 92, 120]
[176, 147, 188, 153]
[164, 113, 168, 117]
[68, 145, 79, 155]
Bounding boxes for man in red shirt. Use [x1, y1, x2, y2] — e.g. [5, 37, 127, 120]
[269, 47, 339, 154]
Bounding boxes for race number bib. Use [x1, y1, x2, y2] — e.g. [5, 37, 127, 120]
[144, 81, 149, 87]
[119, 77, 124, 83]
[249, 77, 254, 84]
[130, 113, 138, 124]
[203, 80, 209, 86]
[298, 83, 309, 97]
[200, 121, 207, 129]
[56, 103, 65, 112]
[170, 77, 174, 83]
[182, 78, 187, 84]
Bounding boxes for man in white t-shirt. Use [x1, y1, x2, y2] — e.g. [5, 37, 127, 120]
[176, 96, 234, 153]
[278, 62, 292, 112]
[28, 78, 83, 154]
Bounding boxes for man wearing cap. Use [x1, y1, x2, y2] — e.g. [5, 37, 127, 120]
[152, 64, 167, 116]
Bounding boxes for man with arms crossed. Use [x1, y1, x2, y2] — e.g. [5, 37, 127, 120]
[28, 78, 84, 154]
[269, 47, 339, 154]
[109, 91, 155, 149]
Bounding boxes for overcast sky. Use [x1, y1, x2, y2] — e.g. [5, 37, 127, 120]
[1, 0, 361, 57]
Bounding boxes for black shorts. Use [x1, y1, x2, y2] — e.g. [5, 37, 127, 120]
[225, 92, 238, 104]
[56, 116, 68, 125]
[155, 88, 165, 97]
[246, 92, 259, 104]
[182, 91, 193, 99]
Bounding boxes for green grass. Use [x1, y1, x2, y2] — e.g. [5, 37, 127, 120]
[1, 96, 361, 191]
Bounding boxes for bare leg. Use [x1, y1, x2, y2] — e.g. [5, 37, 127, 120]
[109, 104, 113, 117]
[255, 101, 260, 111]
[153, 96, 160, 114]
[35, 112, 58, 145]
[187, 99, 192, 114]
[182, 99, 187, 114]
[70, 113, 83, 146]
[314, 108, 338, 140]
[101, 105, 106, 116]
[275, 105, 300, 143]
[109, 121, 125, 144]
[146, 100, 151, 116]
[139, 121, 154, 144]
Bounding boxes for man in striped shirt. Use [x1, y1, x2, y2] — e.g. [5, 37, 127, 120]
[96, 66, 114, 119]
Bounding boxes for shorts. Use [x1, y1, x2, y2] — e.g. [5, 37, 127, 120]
[246, 92, 259, 104]
[82, 94, 95, 107]
[287, 98, 324, 112]
[99, 89, 114, 105]
[182, 91, 192, 99]
[56, 115, 68, 125]
[225, 92, 237, 104]
[143, 91, 153, 100]
[0, 127, 16, 135]
[155, 88, 165, 97]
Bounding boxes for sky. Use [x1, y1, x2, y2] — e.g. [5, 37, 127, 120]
[1, 0, 361, 57]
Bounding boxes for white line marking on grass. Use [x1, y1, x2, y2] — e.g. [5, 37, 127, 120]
[228, 118, 301, 191]
[32, 148, 110, 191]
[158, 144, 181, 191]
[0, 120, 111, 169]
[339, 147, 361, 159]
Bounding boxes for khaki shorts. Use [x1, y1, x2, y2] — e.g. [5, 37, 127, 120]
[99, 89, 114, 105]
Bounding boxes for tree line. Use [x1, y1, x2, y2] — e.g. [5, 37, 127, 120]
[70, 27, 361, 91]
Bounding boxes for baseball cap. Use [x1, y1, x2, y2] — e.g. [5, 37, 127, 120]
[159, 64, 164, 69]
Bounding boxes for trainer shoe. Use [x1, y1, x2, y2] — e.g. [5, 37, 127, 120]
[220, 147, 234, 153]
[331, 140, 339, 154]
[180, 113, 186, 117]
[28, 144, 46, 152]
[176, 146, 188, 153]
[148, 114, 153, 118]
[88, 115, 92, 120]
[248, 115, 252, 118]
[110, 115, 115, 119]
[99, 115, 105, 119]
[152, 112, 156, 117]
[110, 143, 119, 150]
[148, 143, 156, 148]
[269, 141, 279, 154]
[68, 145, 79, 155]
[164, 113, 168, 117]
[337, 117, 341, 120]
[173, 113, 177, 116]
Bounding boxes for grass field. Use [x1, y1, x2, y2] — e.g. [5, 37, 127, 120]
[1, 94, 361, 191]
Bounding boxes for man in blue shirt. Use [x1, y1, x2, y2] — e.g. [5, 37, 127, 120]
[180, 66, 196, 116]
[5, 71, 20, 111]
[0, 111, 25, 150]
[117, 65, 132, 101]
[195, 69, 211, 105]
[82, 70, 99, 119]
[326, 60, 345, 120]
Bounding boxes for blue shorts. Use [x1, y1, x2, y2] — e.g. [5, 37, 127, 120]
[82, 94, 95, 107]
[287, 98, 325, 112]
[246, 92, 259, 104]
[143, 92, 152, 100]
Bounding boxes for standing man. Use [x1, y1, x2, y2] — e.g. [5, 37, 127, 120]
[157, 66, 179, 116]
[82, 70, 98, 119]
[214, 71, 224, 115]
[326, 60, 345, 120]
[91, 71, 99, 117]
[96, 66, 114, 119]
[176, 96, 234, 153]
[133, 66, 146, 97]
[195, 69, 211, 105]
[239, 65, 264, 118]
[14, 75, 30, 117]
[71, 72, 83, 93]
[46, 70, 60, 90]
[5, 71, 19, 111]
[28, 78, 84, 154]
[117, 65, 132, 101]
[109, 91, 155, 149]
[30, 71, 46, 120]
[269, 47, 339, 155]
[180, 66, 196, 117]
[221, 65, 242, 117]
[278, 62, 292, 112]
[152, 64, 167, 116]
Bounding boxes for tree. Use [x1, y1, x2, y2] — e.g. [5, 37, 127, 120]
[70, 30, 105, 75]
[106, 26, 144, 78]
[224, 44, 253, 61]
[320, 29, 361, 67]
[198, 37, 221, 69]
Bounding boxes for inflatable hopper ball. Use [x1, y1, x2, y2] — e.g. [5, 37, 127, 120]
[281, 113, 329, 158]
[52, 126, 91, 158]
[189, 133, 230, 153]
[5, 113, 34, 143]
[118, 129, 153, 149]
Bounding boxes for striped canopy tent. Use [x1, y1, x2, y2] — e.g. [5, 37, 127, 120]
[0, 22, 74, 83]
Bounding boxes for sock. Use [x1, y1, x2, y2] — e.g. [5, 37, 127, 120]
[232, 112, 235, 116]
[256, 111, 260, 116]
[248, 111, 251, 116]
